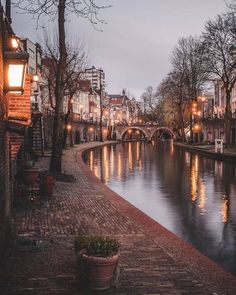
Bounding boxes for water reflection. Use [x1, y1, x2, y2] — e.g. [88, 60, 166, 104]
[83, 141, 236, 275]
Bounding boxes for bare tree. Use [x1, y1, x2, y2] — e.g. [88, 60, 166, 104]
[42, 37, 87, 148]
[204, 13, 236, 146]
[141, 86, 159, 112]
[171, 36, 210, 141]
[14, 0, 110, 172]
[158, 71, 189, 141]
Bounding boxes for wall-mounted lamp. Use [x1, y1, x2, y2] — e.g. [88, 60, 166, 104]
[32, 74, 39, 82]
[9, 36, 20, 50]
[4, 52, 29, 94]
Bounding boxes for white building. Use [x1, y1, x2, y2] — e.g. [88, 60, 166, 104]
[82, 66, 105, 91]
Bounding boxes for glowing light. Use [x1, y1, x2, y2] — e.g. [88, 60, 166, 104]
[8, 64, 24, 88]
[32, 74, 39, 82]
[4, 51, 28, 93]
[10, 37, 19, 49]
[66, 124, 72, 131]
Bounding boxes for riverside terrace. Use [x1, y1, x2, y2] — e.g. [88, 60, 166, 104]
[0, 142, 236, 294]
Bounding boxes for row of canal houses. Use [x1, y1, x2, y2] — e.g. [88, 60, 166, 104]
[0, 1, 141, 259]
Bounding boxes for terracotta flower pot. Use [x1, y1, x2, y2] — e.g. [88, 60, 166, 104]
[20, 168, 39, 185]
[40, 176, 55, 196]
[79, 250, 119, 290]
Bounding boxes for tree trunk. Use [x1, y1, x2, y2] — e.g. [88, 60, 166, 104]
[50, 0, 67, 173]
[99, 76, 103, 142]
[177, 104, 186, 142]
[63, 113, 68, 148]
[225, 89, 232, 147]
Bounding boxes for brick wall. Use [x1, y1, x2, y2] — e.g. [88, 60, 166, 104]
[0, 10, 31, 258]
[7, 75, 31, 124]
[0, 10, 11, 257]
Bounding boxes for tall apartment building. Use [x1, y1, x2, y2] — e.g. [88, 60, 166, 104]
[21, 38, 42, 111]
[82, 66, 105, 91]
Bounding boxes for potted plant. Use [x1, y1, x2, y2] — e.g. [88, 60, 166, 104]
[39, 172, 56, 197]
[20, 160, 39, 185]
[75, 234, 120, 290]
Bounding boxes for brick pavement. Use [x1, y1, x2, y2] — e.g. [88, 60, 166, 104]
[0, 142, 236, 294]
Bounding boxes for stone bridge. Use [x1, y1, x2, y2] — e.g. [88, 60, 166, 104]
[114, 125, 175, 141]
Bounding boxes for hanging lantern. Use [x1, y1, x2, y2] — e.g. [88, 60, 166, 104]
[4, 52, 29, 94]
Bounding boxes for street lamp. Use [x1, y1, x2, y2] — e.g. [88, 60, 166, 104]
[66, 124, 72, 131]
[4, 52, 29, 94]
[32, 74, 39, 82]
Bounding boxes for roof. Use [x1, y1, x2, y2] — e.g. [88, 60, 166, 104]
[109, 94, 129, 106]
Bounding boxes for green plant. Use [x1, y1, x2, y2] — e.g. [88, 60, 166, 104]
[75, 235, 120, 258]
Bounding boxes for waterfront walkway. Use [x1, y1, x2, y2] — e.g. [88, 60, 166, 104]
[1, 142, 236, 294]
[174, 142, 236, 161]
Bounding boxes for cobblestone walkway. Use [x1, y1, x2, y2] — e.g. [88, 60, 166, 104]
[0, 142, 236, 294]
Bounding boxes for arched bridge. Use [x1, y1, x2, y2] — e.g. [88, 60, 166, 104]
[114, 125, 175, 141]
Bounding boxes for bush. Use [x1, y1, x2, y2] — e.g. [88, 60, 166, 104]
[75, 235, 120, 258]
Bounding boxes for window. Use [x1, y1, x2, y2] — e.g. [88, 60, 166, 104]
[29, 48, 35, 58]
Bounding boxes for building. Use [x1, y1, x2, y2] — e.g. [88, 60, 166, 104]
[109, 90, 130, 125]
[21, 38, 42, 112]
[82, 66, 105, 91]
[0, 3, 31, 258]
[200, 81, 236, 144]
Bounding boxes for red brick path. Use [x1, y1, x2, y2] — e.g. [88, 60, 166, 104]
[0, 142, 236, 294]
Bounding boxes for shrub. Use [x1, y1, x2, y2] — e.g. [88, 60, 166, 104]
[75, 235, 120, 258]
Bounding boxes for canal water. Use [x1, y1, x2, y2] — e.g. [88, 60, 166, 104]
[83, 141, 236, 275]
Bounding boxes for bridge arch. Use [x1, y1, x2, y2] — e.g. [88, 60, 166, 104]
[121, 127, 148, 141]
[150, 127, 174, 140]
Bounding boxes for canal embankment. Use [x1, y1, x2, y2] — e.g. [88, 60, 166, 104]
[174, 141, 236, 161]
[1, 141, 236, 294]
[77, 141, 236, 294]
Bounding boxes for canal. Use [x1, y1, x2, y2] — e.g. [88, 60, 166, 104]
[83, 141, 236, 275]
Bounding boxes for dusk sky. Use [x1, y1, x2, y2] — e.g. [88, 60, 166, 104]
[11, 0, 228, 99]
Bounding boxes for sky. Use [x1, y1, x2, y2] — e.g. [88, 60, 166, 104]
[10, 0, 228, 99]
